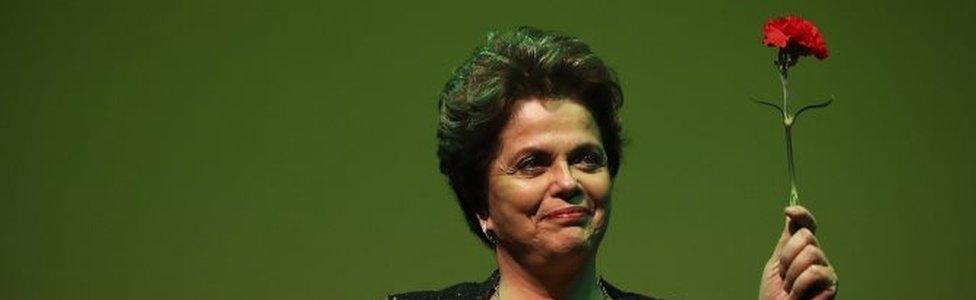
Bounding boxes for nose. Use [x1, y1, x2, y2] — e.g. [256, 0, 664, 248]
[549, 160, 582, 202]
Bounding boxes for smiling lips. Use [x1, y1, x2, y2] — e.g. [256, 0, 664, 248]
[541, 206, 592, 223]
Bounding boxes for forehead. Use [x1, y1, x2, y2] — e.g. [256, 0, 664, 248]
[497, 98, 600, 148]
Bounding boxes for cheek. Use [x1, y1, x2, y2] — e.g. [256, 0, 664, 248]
[579, 172, 612, 204]
[488, 178, 547, 219]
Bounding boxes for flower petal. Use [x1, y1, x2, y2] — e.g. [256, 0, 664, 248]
[761, 15, 829, 60]
[763, 27, 789, 48]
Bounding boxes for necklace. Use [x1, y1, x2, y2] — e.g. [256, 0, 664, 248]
[597, 277, 612, 299]
[489, 277, 613, 300]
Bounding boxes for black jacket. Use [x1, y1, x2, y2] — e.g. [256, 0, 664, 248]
[388, 270, 659, 300]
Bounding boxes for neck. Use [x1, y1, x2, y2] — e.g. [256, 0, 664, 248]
[493, 246, 602, 300]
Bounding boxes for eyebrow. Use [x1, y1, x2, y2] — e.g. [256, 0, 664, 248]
[507, 142, 605, 160]
[568, 142, 606, 156]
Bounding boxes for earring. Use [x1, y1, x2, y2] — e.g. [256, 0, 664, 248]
[484, 229, 498, 245]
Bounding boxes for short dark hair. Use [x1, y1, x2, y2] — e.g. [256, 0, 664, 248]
[436, 26, 624, 247]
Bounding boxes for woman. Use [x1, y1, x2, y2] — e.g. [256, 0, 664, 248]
[390, 26, 838, 300]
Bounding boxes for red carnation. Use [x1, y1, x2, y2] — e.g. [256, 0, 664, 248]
[753, 15, 834, 207]
[763, 16, 829, 61]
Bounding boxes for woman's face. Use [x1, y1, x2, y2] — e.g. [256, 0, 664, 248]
[482, 97, 612, 258]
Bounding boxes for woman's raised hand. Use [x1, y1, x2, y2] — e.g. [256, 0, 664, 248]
[759, 206, 838, 300]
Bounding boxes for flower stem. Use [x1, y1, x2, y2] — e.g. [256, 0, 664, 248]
[779, 64, 799, 206]
[785, 123, 799, 206]
[780, 66, 789, 115]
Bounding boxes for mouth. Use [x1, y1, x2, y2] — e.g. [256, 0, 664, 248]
[541, 206, 593, 223]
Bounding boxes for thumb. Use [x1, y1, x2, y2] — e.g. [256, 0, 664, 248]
[773, 205, 818, 256]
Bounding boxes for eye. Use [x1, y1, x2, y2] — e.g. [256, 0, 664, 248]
[574, 150, 606, 171]
[514, 153, 550, 176]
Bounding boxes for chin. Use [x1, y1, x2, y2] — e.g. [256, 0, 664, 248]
[545, 227, 603, 255]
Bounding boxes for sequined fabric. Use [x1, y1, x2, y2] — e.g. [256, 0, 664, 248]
[388, 270, 661, 300]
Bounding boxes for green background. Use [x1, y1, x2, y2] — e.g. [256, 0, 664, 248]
[3, 1, 974, 299]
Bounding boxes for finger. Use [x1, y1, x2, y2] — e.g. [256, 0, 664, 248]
[810, 287, 838, 300]
[778, 227, 819, 278]
[785, 205, 817, 235]
[784, 244, 829, 292]
[789, 265, 837, 300]
[765, 215, 793, 283]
